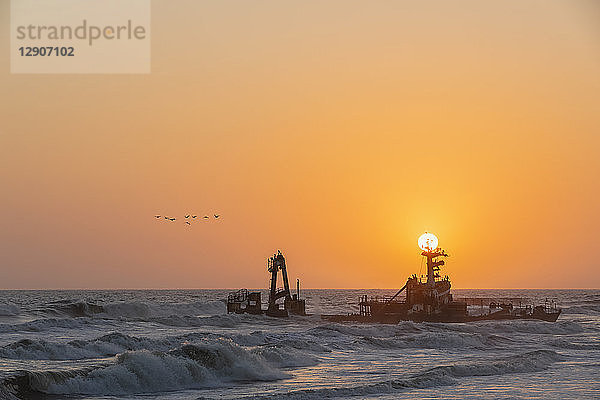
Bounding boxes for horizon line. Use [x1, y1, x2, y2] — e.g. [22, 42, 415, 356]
[0, 287, 598, 291]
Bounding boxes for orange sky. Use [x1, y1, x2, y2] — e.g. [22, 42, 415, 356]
[1, 0, 599, 289]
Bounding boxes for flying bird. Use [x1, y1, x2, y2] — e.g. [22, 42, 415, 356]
[155, 215, 161, 219]
[214, 214, 220, 219]
[185, 215, 190, 219]
[185, 221, 191, 225]
[169, 218, 176, 221]
[192, 215, 197, 218]
[203, 216, 209, 219]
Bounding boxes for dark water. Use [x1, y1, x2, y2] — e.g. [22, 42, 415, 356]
[0, 289, 598, 399]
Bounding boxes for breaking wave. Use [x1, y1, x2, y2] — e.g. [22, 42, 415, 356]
[305, 320, 584, 345]
[1, 339, 311, 397]
[102, 300, 226, 319]
[34, 299, 226, 319]
[0, 333, 162, 360]
[0, 318, 95, 334]
[0, 331, 324, 363]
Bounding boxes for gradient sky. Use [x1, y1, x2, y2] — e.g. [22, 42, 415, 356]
[1, 0, 599, 289]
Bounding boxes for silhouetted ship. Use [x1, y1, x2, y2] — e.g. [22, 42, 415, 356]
[227, 251, 307, 317]
[228, 235, 561, 323]
[322, 234, 561, 324]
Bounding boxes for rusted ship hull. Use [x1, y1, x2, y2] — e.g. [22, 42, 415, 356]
[321, 308, 561, 324]
[322, 296, 561, 324]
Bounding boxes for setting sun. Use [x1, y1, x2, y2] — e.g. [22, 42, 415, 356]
[418, 232, 439, 252]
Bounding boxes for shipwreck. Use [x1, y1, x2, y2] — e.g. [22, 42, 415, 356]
[227, 250, 307, 317]
[321, 233, 561, 323]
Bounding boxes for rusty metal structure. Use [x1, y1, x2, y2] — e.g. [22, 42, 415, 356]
[226, 289, 262, 314]
[323, 235, 561, 323]
[227, 250, 306, 317]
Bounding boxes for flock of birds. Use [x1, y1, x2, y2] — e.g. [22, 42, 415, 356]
[155, 214, 221, 226]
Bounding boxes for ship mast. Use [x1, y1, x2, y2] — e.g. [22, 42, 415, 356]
[267, 250, 292, 312]
[422, 248, 448, 287]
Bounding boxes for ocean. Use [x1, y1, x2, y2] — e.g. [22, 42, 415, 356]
[0, 289, 598, 399]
